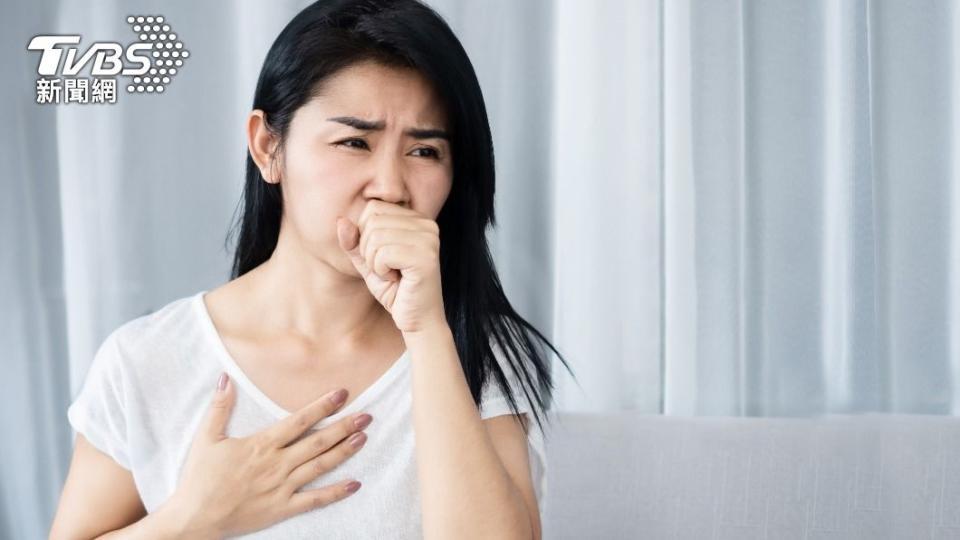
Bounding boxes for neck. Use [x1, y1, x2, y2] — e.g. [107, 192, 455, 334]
[244, 227, 393, 351]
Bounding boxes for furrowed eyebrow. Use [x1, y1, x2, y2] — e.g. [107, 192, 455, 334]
[327, 116, 450, 141]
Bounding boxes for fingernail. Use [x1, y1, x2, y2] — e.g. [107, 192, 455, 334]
[348, 432, 366, 448]
[344, 480, 361, 493]
[353, 414, 373, 430]
[328, 388, 347, 405]
[217, 372, 229, 392]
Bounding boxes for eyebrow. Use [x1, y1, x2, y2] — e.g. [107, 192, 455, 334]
[327, 116, 450, 141]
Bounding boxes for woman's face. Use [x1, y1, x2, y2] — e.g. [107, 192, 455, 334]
[249, 60, 454, 274]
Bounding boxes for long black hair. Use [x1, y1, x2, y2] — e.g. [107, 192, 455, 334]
[225, 0, 574, 438]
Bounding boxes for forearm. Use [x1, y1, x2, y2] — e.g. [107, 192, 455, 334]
[95, 499, 218, 540]
[93, 513, 182, 539]
[404, 323, 533, 540]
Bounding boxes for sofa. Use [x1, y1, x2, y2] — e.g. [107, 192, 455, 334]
[542, 412, 960, 539]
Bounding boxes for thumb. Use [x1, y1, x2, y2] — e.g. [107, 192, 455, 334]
[203, 372, 236, 442]
[336, 216, 370, 275]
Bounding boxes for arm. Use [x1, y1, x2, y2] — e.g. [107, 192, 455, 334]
[49, 434, 190, 540]
[405, 323, 539, 540]
[483, 414, 542, 540]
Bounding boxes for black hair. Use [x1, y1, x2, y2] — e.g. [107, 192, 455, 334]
[225, 0, 575, 438]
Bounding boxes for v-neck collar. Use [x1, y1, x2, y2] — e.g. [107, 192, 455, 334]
[193, 290, 409, 423]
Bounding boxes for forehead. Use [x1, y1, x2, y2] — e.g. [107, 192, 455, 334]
[302, 60, 448, 128]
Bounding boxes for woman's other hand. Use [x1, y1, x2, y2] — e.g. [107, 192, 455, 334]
[162, 373, 373, 539]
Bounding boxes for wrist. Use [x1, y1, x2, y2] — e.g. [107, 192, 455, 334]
[154, 495, 221, 540]
[401, 317, 451, 341]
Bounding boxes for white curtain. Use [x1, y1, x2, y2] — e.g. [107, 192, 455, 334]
[552, 0, 960, 416]
[3, 0, 959, 537]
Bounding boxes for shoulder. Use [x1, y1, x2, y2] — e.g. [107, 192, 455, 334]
[479, 337, 538, 418]
[100, 291, 206, 376]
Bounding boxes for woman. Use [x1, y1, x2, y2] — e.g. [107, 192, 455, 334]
[50, 0, 571, 538]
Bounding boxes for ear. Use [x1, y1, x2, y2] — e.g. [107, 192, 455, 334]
[247, 110, 282, 184]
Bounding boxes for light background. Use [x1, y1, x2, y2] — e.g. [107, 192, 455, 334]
[2, 0, 960, 537]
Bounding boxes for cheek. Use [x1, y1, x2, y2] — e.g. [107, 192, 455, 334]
[281, 150, 356, 238]
[411, 168, 453, 218]
[285, 144, 350, 190]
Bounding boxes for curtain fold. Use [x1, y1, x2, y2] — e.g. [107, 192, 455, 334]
[645, 0, 957, 417]
[548, 0, 960, 416]
[952, 0, 960, 416]
[551, 0, 664, 412]
[2, 2, 72, 538]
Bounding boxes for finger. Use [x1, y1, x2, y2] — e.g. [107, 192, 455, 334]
[261, 388, 349, 448]
[284, 412, 373, 470]
[372, 243, 429, 279]
[358, 219, 420, 259]
[360, 227, 435, 267]
[286, 430, 368, 493]
[361, 232, 420, 280]
[203, 372, 236, 442]
[358, 215, 433, 256]
[357, 200, 419, 234]
[283, 479, 362, 520]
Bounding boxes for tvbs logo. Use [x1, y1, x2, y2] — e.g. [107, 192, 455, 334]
[27, 15, 189, 104]
[28, 35, 152, 77]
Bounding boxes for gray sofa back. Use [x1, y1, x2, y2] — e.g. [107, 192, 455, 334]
[543, 412, 960, 539]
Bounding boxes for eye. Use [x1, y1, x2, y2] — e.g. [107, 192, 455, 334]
[334, 138, 369, 150]
[411, 147, 441, 160]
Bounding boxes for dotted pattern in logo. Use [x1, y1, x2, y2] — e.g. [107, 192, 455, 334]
[124, 15, 189, 94]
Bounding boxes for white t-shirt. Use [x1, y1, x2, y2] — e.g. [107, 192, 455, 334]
[67, 290, 548, 539]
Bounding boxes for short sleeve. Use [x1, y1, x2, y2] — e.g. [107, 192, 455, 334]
[66, 331, 132, 470]
[479, 340, 549, 525]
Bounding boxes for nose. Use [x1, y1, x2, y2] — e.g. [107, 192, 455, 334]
[364, 150, 410, 207]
